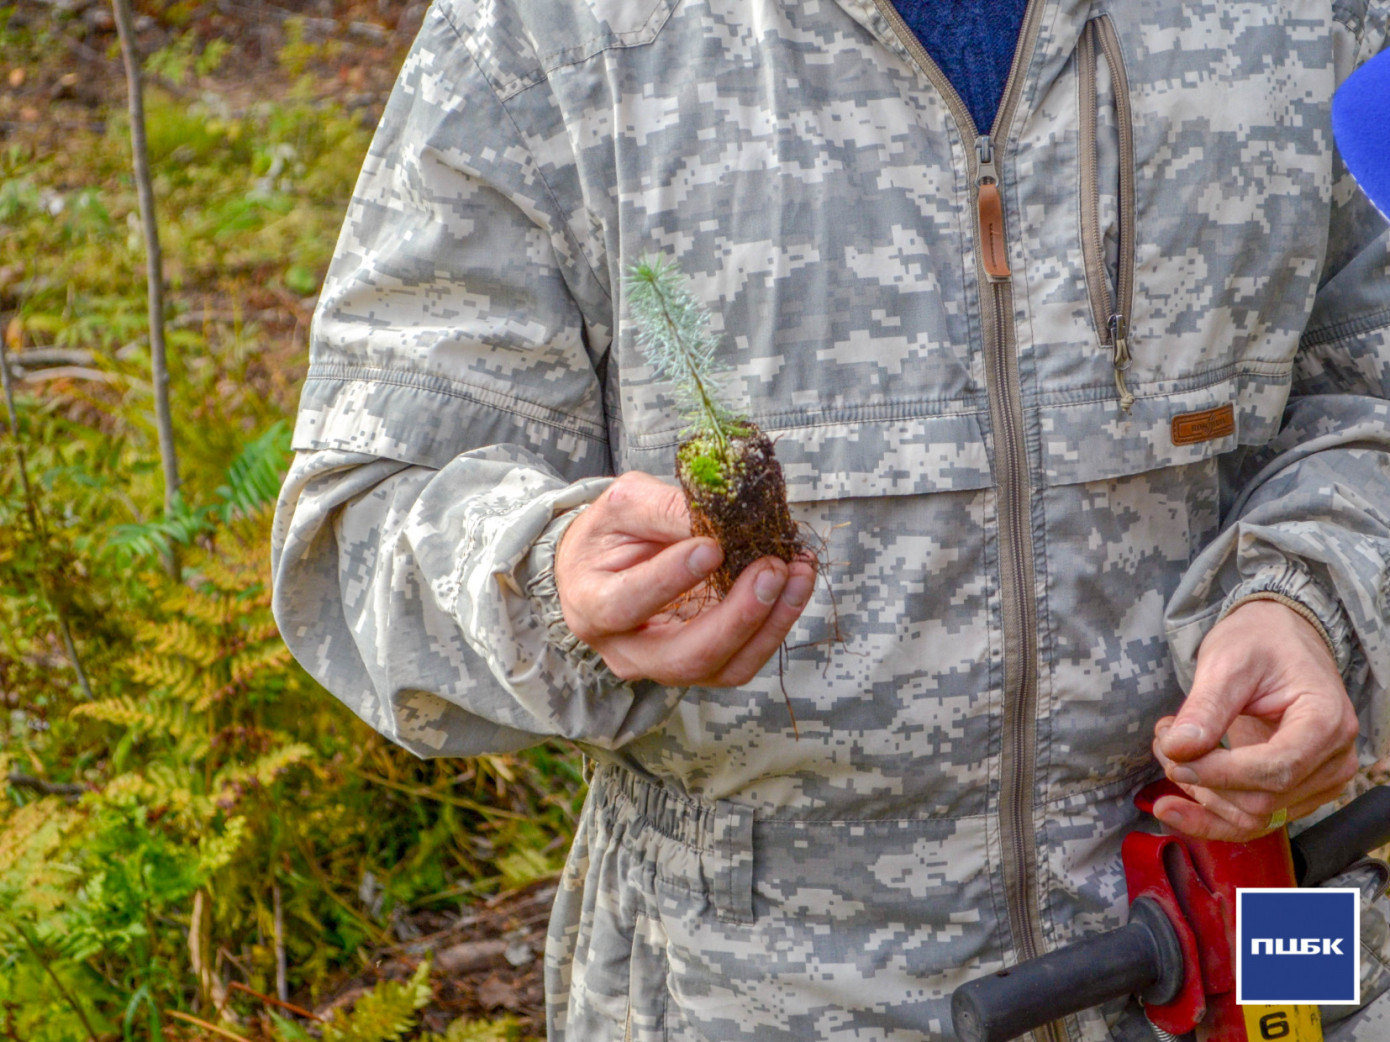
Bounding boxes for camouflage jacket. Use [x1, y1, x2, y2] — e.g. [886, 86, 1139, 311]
[271, 1, 1390, 1039]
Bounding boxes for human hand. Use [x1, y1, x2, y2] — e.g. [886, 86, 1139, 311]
[1151, 599, 1359, 842]
[554, 471, 816, 687]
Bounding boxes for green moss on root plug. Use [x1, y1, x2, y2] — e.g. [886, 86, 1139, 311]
[685, 454, 726, 491]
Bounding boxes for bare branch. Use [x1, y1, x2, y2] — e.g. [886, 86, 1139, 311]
[5, 772, 86, 797]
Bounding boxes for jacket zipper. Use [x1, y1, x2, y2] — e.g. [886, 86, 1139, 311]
[868, 5, 1060, 1042]
[1078, 16, 1137, 411]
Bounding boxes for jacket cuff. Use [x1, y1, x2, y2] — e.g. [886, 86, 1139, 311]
[522, 505, 623, 686]
[1219, 562, 1356, 676]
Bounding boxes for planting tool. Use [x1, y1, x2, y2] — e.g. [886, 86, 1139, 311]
[951, 784, 1390, 1042]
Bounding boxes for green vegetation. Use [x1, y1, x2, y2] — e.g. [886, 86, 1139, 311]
[683, 447, 728, 492]
[0, 7, 574, 1040]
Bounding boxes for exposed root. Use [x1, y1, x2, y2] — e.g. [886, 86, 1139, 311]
[677, 425, 804, 596]
[665, 426, 850, 740]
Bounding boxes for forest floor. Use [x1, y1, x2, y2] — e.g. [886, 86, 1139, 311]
[3, 0, 553, 1037]
[307, 879, 553, 1038]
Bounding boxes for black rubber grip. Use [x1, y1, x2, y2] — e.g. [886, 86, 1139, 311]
[1291, 786, 1390, 887]
[950, 899, 1182, 1042]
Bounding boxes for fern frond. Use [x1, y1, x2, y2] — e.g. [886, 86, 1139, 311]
[216, 742, 315, 796]
[105, 503, 215, 565]
[71, 698, 204, 756]
[0, 800, 78, 878]
[422, 1015, 523, 1042]
[321, 960, 432, 1042]
[126, 653, 205, 701]
[159, 589, 226, 627]
[198, 554, 265, 595]
[140, 619, 220, 666]
[197, 815, 247, 874]
[229, 642, 293, 687]
[214, 420, 291, 523]
[244, 617, 283, 644]
[102, 766, 208, 824]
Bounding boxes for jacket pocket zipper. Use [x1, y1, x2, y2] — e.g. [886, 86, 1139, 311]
[1078, 15, 1137, 410]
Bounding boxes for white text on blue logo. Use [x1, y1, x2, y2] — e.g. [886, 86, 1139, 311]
[1249, 938, 1345, 956]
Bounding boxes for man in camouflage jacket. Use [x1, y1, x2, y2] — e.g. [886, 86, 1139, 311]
[271, 1, 1390, 1038]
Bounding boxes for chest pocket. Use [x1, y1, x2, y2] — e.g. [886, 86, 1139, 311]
[1024, 8, 1314, 490]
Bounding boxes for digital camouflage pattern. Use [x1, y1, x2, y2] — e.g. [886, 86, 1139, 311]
[271, 0, 1390, 1038]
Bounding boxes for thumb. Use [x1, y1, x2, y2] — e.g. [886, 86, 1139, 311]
[1157, 611, 1263, 764]
[1158, 676, 1248, 765]
[594, 472, 692, 543]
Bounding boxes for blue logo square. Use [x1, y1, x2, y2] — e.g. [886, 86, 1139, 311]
[1237, 888, 1360, 1005]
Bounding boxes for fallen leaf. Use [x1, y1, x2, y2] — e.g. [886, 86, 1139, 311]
[436, 938, 508, 976]
[475, 975, 522, 1011]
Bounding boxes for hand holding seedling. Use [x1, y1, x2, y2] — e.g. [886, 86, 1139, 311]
[624, 256, 807, 596]
[554, 471, 816, 687]
[1151, 599, 1359, 842]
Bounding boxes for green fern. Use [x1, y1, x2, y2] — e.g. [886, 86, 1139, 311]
[104, 420, 290, 564]
[422, 1015, 524, 1042]
[213, 419, 291, 522]
[321, 961, 433, 1042]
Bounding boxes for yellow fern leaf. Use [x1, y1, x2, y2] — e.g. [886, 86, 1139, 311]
[230, 642, 293, 687]
[0, 805, 48, 875]
[215, 742, 315, 797]
[72, 697, 193, 743]
[101, 769, 213, 829]
[127, 654, 204, 701]
[162, 586, 225, 628]
[245, 618, 282, 644]
[152, 619, 220, 666]
[198, 814, 247, 873]
[322, 961, 432, 1042]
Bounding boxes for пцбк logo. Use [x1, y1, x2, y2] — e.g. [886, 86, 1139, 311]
[1236, 888, 1360, 1005]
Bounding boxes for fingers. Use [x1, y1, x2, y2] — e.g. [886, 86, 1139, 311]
[557, 471, 713, 637]
[1148, 599, 1361, 842]
[1154, 738, 1357, 838]
[1152, 783, 1350, 843]
[1152, 665, 1255, 764]
[1155, 711, 1357, 795]
[709, 560, 816, 686]
[564, 536, 723, 639]
[1154, 599, 1334, 767]
[596, 557, 814, 687]
[1152, 794, 1271, 843]
[1152, 707, 1228, 765]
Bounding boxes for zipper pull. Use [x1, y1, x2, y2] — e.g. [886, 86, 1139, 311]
[1109, 313, 1135, 411]
[976, 136, 1011, 282]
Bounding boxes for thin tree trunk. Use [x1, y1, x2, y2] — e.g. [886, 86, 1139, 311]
[110, 0, 181, 577]
[5, 772, 86, 797]
[0, 344, 94, 700]
[272, 882, 288, 1003]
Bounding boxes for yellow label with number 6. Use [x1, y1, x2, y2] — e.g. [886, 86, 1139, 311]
[1241, 1004, 1322, 1041]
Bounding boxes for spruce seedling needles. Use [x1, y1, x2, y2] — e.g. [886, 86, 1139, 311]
[624, 254, 741, 449]
[624, 253, 836, 739]
[622, 252, 803, 590]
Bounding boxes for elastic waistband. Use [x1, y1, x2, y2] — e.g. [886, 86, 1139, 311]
[589, 763, 756, 923]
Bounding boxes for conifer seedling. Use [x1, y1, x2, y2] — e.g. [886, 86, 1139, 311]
[624, 255, 805, 598]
